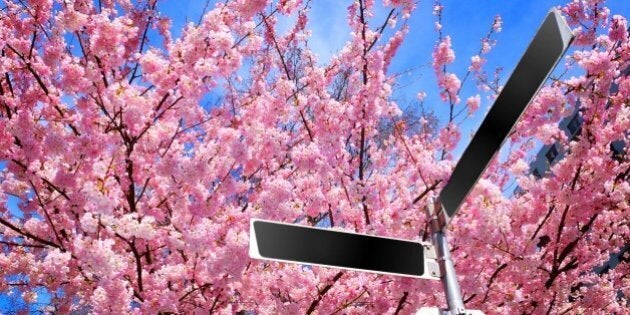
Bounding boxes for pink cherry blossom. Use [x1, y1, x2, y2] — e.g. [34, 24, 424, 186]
[432, 36, 455, 73]
[466, 94, 481, 114]
[0, 0, 627, 314]
[469, 55, 485, 72]
[492, 15, 502, 32]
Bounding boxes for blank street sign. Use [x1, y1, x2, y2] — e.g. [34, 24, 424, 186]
[250, 220, 440, 279]
[438, 9, 574, 225]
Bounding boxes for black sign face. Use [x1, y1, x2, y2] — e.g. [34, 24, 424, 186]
[439, 10, 574, 223]
[250, 220, 433, 278]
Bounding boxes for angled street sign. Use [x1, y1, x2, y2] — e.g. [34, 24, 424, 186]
[437, 9, 574, 226]
[250, 220, 440, 280]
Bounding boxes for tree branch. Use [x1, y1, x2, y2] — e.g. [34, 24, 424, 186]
[306, 271, 344, 314]
[29, 179, 65, 251]
[393, 291, 409, 315]
[0, 217, 61, 249]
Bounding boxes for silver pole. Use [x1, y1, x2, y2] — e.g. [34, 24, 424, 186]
[426, 200, 465, 315]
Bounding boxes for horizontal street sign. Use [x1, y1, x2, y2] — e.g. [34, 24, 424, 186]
[438, 9, 574, 226]
[250, 219, 440, 280]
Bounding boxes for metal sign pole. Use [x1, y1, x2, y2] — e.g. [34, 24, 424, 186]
[426, 200, 465, 315]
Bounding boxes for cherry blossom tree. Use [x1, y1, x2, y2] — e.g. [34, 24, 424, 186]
[0, 0, 627, 313]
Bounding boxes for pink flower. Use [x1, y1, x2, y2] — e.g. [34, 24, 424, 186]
[233, 0, 269, 19]
[432, 36, 455, 72]
[578, 50, 612, 75]
[466, 94, 481, 114]
[0, 0, 626, 313]
[509, 159, 529, 175]
[469, 55, 485, 72]
[609, 15, 628, 42]
[492, 15, 503, 32]
[438, 72, 461, 103]
[61, 10, 87, 32]
[481, 39, 492, 54]
[42, 248, 71, 275]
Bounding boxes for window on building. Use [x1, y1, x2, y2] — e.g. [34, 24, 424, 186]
[567, 114, 582, 136]
[610, 140, 626, 161]
[532, 168, 542, 179]
[546, 145, 559, 164]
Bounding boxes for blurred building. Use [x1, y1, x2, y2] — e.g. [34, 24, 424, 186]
[518, 65, 628, 303]
[516, 65, 629, 188]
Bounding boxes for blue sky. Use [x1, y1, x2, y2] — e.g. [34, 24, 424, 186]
[160, 0, 628, 156]
[1, 0, 629, 312]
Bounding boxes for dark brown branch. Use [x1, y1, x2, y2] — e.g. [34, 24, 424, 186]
[14, 0, 51, 39]
[29, 180, 65, 251]
[232, 8, 279, 49]
[125, 157, 137, 213]
[135, 177, 150, 204]
[546, 212, 596, 289]
[5, 72, 14, 96]
[115, 231, 145, 301]
[6, 282, 29, 286]
[261, 13, 314, 142]
[5, 44, 81, 136]
[412, 180, 441, 205]
[545, 291, 557, 314]
[129, 2, 156, 84]
[178, 283, 212, 302]
[154, 92, 170, 112]
[28, 30, 37, 60]
[74, 31, 89, 63]
[306, 271, 344, 314]
[0, 217, 61, 249]
[11, 159, 71, 201]
[93, 55, 109, 87]
[464, 293, 477, 304]
[130, 240, 144, 293]
[206, 161, 237, 202]
[140, 85, 154, 96]
[361, 196, 370, 225]
[299, 109, 314, 141]
[208, 293, 221, 314]
[356, 0, 375, 226]
[530, 205, 555, 242]
[160, 119, 183, 157]
[332, 287, 369, 314]
[6, 44, 49, 95]
[0, 240, 47, 248]
[557, 214, 598, 265]
[366, 9, 396, 52]
[393, 291, 409, 315]
[482, 263, 508, 303]
[358, 127, 366, 181]
[551, 164, 583, 264]
[0, 77, 11, 119]
[135, 95, 183, 142]
[327, 203, 335, 227]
